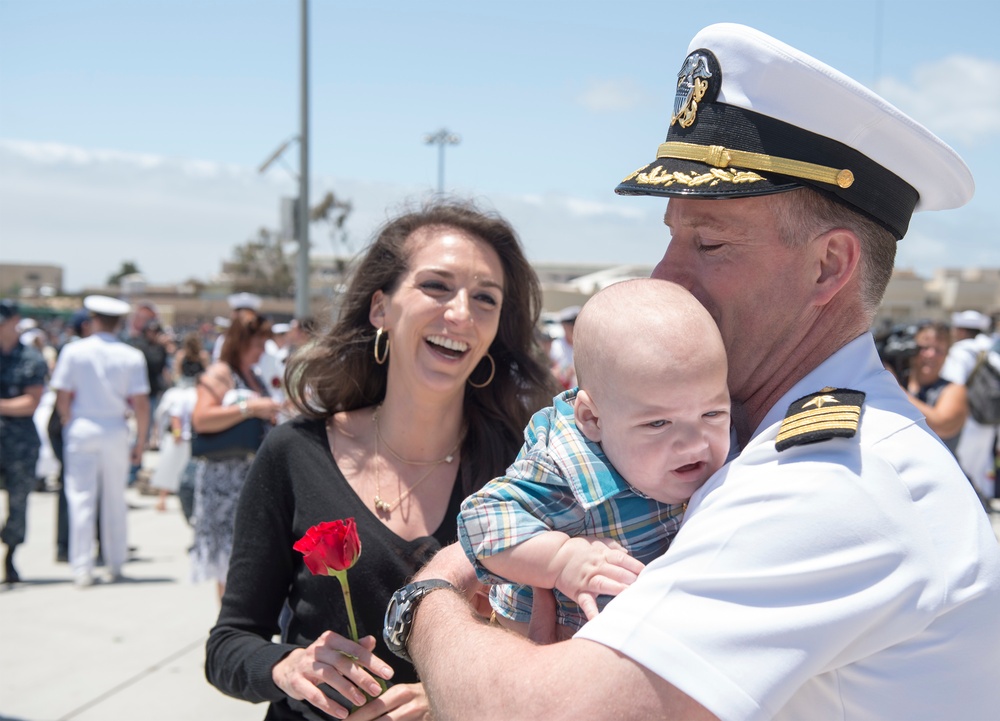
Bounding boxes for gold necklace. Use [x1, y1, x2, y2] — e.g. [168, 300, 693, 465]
[373, 407, 460, 465]
[372, 407, 461, 515]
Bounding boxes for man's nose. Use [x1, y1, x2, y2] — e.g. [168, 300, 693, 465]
[651, 243, 691, 289]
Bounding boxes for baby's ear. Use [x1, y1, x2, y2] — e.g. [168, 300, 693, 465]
[574, 390, 602, 443]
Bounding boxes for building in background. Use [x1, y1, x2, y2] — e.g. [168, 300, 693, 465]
[9, 259, 1000, 331]
[0, 264, 63, 299]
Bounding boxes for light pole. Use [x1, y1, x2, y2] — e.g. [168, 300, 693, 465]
[296, 0, 310, 320]
[259, 3, 310, 319]
[424, 128, 460, 194]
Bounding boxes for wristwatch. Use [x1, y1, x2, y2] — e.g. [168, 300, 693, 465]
[383, 579, 456, 663]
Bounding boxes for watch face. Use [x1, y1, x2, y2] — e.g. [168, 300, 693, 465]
[383, 579, 454, 662]
[383, 592, 406, 651]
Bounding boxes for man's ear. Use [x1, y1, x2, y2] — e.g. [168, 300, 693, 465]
[813, 228, 860, 306]
[574, 389, 602, 443]
[369, 290, 386, 328]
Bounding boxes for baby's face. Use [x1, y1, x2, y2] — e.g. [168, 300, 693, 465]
[593, 360, 730, 505]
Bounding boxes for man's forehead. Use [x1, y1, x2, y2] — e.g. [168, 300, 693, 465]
[663, 196, 770, 233]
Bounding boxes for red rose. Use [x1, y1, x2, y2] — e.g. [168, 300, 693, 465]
[291, 516, 382, 700]
[293, 518, 362, 576]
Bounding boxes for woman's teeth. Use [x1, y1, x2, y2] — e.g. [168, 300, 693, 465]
[427, 335, 468, 353]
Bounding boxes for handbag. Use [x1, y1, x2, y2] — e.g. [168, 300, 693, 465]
[190, 417, 266, 461]
[966, 349, 1000, 425]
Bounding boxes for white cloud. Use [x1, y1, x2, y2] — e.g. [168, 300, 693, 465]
[5, 138, 993, 296]
[877, 55, 1000, 144]
[0, 139, 669, 291]
[0, 139, 259, 181]
[562, 196, 645, 220]
[0, 140, 287, 290]
[576, 78, 648, 112]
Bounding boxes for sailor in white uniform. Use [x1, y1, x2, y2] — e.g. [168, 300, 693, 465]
[396, 23, 1000, 721]
[50, 295, 150, 587]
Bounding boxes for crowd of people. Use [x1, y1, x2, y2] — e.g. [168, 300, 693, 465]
[0, 292, 316, 588]
[3, 20, 1000, 721]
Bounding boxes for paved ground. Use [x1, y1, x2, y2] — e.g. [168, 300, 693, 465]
[0, 453, 261, 721]
[3, 453, 999, 721]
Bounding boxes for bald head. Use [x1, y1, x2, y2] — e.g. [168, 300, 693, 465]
[573, 279, 726, 403]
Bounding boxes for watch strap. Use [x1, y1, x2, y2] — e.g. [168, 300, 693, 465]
[386, 579, 456, 663]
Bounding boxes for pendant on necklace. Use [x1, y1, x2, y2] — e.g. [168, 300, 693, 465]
[374, 496, 392, 513]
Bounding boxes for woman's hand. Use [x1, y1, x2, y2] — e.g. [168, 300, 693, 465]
[271, 631, 395, 719]
[346, 682, 431, 721]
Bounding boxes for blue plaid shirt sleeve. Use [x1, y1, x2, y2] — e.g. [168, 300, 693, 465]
[458, 404, 587, 585]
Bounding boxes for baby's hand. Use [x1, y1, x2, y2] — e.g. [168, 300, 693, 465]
[553, 537, 645, 620]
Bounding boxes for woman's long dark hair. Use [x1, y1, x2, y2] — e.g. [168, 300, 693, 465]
[219, 312, 272, 387]
[285, 199, 558, 494]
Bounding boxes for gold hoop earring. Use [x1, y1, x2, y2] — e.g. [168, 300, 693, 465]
[374, 328, 389, 365]
[468, 353, 495, 388]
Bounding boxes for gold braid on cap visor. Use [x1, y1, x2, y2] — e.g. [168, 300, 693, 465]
[656, 141, 855, 189]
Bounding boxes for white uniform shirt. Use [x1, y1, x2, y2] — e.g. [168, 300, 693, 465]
[256, 344, 285, 405]
[941, 333, 999, 496]
[578, 334, 1000, 721]
[50, 332, 150, 423]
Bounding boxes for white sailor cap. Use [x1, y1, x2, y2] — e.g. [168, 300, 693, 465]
[84, 295, 132, 317]
[15, 318, 37, 333]
[228, 292, 262, 311]
[272, 323, 291, 334]
[951, 310, 990, 332]
[20, 328, 44, 346]
[617, 23, 975, 240]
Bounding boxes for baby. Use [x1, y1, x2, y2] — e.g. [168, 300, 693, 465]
[458, 278, 731, 635]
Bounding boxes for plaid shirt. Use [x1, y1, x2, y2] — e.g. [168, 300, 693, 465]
[458, 388, 686, 630]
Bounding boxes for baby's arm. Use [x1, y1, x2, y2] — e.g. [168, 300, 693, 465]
[480, 532, 645, 621]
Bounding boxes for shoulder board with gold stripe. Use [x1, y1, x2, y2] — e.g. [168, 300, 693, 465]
[775, 387, 865, 452]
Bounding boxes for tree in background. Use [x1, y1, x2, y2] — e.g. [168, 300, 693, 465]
[107, 261, 141, 286]
[312, 190, 353, 274]
[226, 190, 354, 297]
[229, 228, 295, 298]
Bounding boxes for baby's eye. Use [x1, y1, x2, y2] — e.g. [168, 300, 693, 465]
[647, 419, 667, 428]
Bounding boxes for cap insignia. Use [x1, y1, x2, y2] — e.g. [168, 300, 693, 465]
[672, 50, 719, 129]
[775, 387, 865, 452]
[621, 165, 765, 187]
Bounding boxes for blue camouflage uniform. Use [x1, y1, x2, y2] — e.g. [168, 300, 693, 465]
[1, 340, 48, 548]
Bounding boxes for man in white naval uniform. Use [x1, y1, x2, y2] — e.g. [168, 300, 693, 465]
[941, 309, 999, 502]
[391, 24, 1000, 721]
[50, 296, 150, 587]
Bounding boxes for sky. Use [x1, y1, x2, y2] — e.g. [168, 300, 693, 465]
[2, 0, 1000, 292]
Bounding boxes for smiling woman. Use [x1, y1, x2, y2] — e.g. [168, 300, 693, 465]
[903, 321, 968, 453]
[204, 199, 559, 720]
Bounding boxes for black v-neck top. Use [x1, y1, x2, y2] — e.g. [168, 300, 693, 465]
[206, 416, 464, 720]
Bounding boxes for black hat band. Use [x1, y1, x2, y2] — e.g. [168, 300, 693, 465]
[620, 101, 920, 239]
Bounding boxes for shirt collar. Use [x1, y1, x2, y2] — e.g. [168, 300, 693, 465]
[550, 389, 636, 508]
[750, 333, 899, 446]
